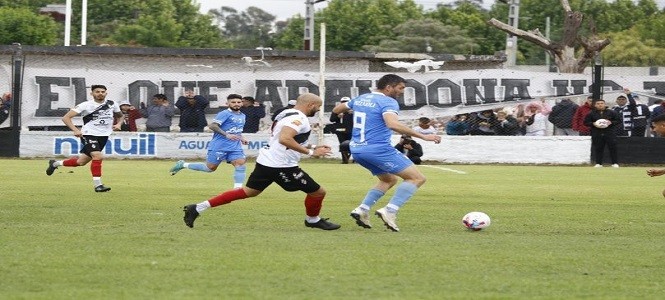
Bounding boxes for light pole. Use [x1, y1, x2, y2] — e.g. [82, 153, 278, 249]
[503, 0, 520, 67]
[304, 0, 326, 51]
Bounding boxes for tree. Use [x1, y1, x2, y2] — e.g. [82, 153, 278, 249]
[602, 28, 665, 66]
[488, 0, 611, 73]
[427, 1, 503, 55]
[0, 7, 59, 45]
[209, 6, 275, 49]
[363, 19, 478, 54]
[69, 0, 227, 47]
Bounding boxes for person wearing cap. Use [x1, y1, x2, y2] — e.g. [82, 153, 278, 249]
[330, 96, 354, 163]
[271, 99, 296, 121]
[118, 100, 142, 132]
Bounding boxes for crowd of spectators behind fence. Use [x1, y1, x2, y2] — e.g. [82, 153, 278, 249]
[61, 88, 664, 139]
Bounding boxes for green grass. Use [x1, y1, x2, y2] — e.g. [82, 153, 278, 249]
[2, 159, 665, 299]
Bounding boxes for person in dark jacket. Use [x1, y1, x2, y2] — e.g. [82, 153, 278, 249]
[584, 99, 621, 168]
[445, 114, 469, 135]
[176, 90, 209, 132]
[329, 96, 354, 163]
[548, 98, 579, 135]
[240, 96, 266, 133]
[494, 110, 520, 136]
[394, 135, 424, 165]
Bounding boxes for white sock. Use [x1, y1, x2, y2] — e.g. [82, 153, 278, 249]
[183, 163, 190, 168]
[196, 201, 211, 213]
[233, 183, 242, 188]
[93, 177, 102, 187]
[306, 216, 321, 223]
[54, 160, 63, 167]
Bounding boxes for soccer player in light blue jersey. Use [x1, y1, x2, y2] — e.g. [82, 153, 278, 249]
[170, 94, 248, 188]
[332, 74, 441, 232]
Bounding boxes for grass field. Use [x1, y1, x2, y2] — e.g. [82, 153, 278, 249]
[2, 158, 665, 299]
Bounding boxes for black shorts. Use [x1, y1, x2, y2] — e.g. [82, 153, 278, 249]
[246, 163, 321, 193]
[79, 135, 109, 156]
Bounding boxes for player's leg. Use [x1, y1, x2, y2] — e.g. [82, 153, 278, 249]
[228, 150, 247, 188]
[170, 150, 220, 175]
[46, 137, 95, 175]
[377, 150, 423, 232]
[272, 166, 340, 230]
[182, 163, 269, 228]
[88, 150, 110, 192]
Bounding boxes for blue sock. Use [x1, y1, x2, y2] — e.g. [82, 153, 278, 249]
[188, 163, 213, 172]
[387, 182, 418, 211]
[234, 165, 246, 186]
[361, 189, 385, 209]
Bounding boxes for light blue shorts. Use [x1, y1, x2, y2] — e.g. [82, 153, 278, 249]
[352, 147, 413, 176]
[206, 149, 245, 166]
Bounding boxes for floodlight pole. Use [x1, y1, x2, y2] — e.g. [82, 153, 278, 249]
[504, 0, 520, 67]
[81, 0, 88, 46]
[304, 0, 326, 51]
[64, 0, 72, 46]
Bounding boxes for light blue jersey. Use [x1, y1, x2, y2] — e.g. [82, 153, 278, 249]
[208, 109, 246, 151]
[347, 92, 400, 153]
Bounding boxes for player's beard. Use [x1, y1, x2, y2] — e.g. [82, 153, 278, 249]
[229, 106, 241, 111]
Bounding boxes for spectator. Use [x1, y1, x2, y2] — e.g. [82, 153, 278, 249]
[648, 99, 663, 137]
[584, 99, 621, 168]
[413, 117, 437, 135]
[548, 98, 579, 136]
[394, 135, 423, 165]
[176, 90, 209, 132]
[494, 110, 520, 136]
[140, 94, 175, 132]
[445, 114, 469, 135]
[0, 92, 11, 126]
[271, 99, 296, 121]
[612, 95, 633, 137]
[572, 96, 593, 136]
[468, 110, 499, 135]
[329, 96, 354, 164]
[240, 96, 266, 133]
[524, 101, 549, 136]
[118, 100, 141, 132]
[625, 89, 650, 137]
[512, 104, 528, 135]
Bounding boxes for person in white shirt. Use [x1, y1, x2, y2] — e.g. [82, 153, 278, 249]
[182, 93, 341, 231]
[45, 85, 124, 192]
[412, 117, 437, 135]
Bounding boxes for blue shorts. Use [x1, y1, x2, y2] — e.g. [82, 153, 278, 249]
[206, 149, 245, 166]
[352, 147, 413, 176]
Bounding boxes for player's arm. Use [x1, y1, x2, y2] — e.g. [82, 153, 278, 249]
[279, 126, 330, 157]
[332, 102, 350, 115]
[113, 111, 124, 130]
[383, 113, 441, 144]
[61, 109, 82, 137]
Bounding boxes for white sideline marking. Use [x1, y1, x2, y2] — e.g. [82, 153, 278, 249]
[420, 165, 467, 174]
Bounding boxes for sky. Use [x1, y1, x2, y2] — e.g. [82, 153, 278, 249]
[195, 0, 665, 21]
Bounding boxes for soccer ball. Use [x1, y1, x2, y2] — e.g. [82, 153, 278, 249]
[593, 119, 611, 129]
[462, 212, 491, 231]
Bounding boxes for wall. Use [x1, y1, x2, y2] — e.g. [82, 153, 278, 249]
[20, 132, 593, 165]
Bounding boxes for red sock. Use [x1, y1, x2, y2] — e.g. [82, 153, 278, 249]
[63, 157, 79, 167]
[208, 188, 249, 207]
[91, 160, 102, 177]
[304, 194, 324, 217]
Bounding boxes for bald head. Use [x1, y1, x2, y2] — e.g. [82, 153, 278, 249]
[295, 93, 323, 117]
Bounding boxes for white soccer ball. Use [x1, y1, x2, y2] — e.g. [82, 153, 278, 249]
[594, 119, 611, 129]
[462, 212, 491, 231]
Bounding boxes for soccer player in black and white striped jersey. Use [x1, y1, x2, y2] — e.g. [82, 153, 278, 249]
[45, 85, 124, 192]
